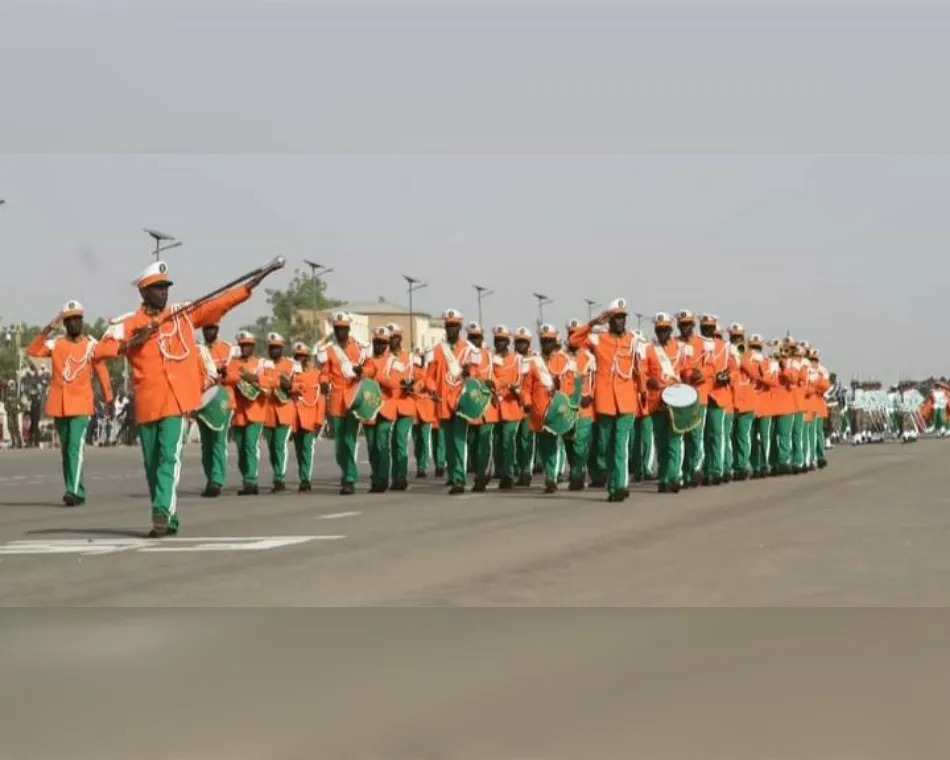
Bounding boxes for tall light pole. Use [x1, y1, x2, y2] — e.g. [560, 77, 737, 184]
[144, 228, 183, 261]
[533, 292, 554, 334]
[473, 284, 493, 327]
[634, 312, 645, 332]
[584, 298, 600, 321]
[304, 260, 334, 343]
[403, 275, 427, 350]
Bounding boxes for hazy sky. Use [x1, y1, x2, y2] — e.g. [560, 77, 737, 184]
[2, 0, 948, 380]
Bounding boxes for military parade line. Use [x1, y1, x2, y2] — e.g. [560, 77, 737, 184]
[27, 256, 845, 538]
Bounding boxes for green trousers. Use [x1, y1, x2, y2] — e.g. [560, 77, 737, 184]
[594, 413, 634, 496]
[791, 412, 805, 469]
[492, 420, 520, 481]
[566, 416, 593, 481]
[468, 423, 495, 482]
[732, 412, 755, 476]
[515, 418, 536, 478]
[466, 426, 478, 473]
[702, 405, 729, 480]
[588, 419, 607, 483]
[233, 422, 263, 486]
[771, 414, 793, 469]
[365, 418, 393, 488]
[293, 429, 315, 484]
[536, 430, 566, 483]
[442, 414, 470, 486]
[432, 426, 447, 471]
[263, 424, 292, 484]
[935, 409, 946, 432]
[413, 422, 431, 474]
[723, 412, 735, 477]
[198, 413, 231, 487]
[816, 419, 826, 462]
[652, 411, 684, 487]
[752, 416, 772, 475]
[55, 415, 90, 499]
[138, 415, 186, 530]
[390, 415, 414, 482]
[631, 415, 655, 480]
[803, 418, 815, 468]
[683, 405, 708, 481]
[330, 415, 362, 485]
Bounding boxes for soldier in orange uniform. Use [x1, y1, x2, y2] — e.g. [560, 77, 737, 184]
[27, 300, 113, 506]
[728, 323, 757, 481]
[564, 319, 595, 491]
[569, 298, 640, 502]
[363, 327, 394, 493]
[488, 324, 524, 490]
[747, 334, 778, 478]
[196, 323, 236, 498]
[522, 324, 576, 493]
[412, 349, 440, 479]
[461, 321, 494, 492]
[316, 311, 369, 495]
[642, 312, 687, 494]
[291, 341, 323, 492]
[700, 314, 738, 486]
[384, 323, 416, 491]
[809, 347, 832, 469]
[675, 310, 713, 488]
[95, 261, 270, 537]
[224, 331, 272, 496]
[425, 309, 475, 495]
[262, 332, 297, 493]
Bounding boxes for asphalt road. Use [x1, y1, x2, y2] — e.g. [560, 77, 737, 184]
[2, 439, 950, 759]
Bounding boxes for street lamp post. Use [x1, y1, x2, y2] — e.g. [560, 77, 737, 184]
[403, 275, 427, 350]
[144, 228, 183, 261]
[584, 298, 600, 321]
[533, 292, 554, 334]
[303, 260, 334, 344]
[473, 284, 493, 327]
[634, 312, 645, 332]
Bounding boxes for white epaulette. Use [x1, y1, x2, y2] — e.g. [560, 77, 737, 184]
[109, 311, 136, 326]
[292, 360, 303, 373]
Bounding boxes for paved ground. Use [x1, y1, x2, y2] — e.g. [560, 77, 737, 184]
[2, 440, 950, 758]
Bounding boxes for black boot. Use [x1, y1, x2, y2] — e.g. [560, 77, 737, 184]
[298, 481, 312, 492]
[472, 478, 488, 493]
[449, 484, 465, 495]
[544, 479, 558, 494]
[568, 478, 585, 491]
[271, 481, 287, 494]
[238, 484, 259, 496]
[339, 483, 355, 495]
[499, 476, 515, 490]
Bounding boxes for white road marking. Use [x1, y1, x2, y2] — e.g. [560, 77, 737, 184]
[318, 511, 361, 520]
[0, 536, 344, 556]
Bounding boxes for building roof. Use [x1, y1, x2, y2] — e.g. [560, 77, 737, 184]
[333, 298, 431, 317]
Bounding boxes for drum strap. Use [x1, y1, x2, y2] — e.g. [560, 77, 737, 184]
[532, 355, 555, 391]
[653, 342, 679, 382]
[330, 342, 357, 379]
[441, 342, 466, 385]
[198, 344, 219, 391]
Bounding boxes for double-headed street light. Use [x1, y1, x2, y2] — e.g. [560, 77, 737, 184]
[144, 228, 183, 261]
[533, 292, 554, 334]
[473, 284, 493, 327]
[584, 298, 602, 321]
[303, 260, 334, 343]
[403, 275, 427, 350]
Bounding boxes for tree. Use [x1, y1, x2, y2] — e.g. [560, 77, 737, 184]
[243, 269, 342, 345]
[0, 322, 43, 382]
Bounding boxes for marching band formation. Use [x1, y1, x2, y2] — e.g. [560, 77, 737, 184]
[25, 256, 839, 538]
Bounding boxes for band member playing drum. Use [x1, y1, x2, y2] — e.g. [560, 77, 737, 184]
[643, 312, 688, 494]
[564, 319, 596, 491]
[512, 327, 536, 486]
[569, 298, 640, 503]
[26, 300, 113, 506]
[384, 323, 416, 492]
[263, 332, 297, 493]
[364, 327, 395, 493]
[462, 322, 495, 492]
[95, 260, 272, 536]
[523, 324, 577, 494]
[412, 349, 441, 479]
[316, 312, 368, 496]
[291, 342, 323, 492]
[728, 323, 757, 481]
[487, 325, 524, 491]
[746, 334, 777, 478]
[196, 323, 235, 498]
[425, 309, 475, 495]
[226, 331, 272, 496]
[675, 310, 713, 488]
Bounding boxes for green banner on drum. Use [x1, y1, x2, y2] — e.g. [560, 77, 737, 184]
[456, 378, 493, 422]
[197, 386, 231, 432]
[662, 383, 703, 434]
[349, 379, 383, 423]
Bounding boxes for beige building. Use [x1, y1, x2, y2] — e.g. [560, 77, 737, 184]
[305, 298, 444, 350]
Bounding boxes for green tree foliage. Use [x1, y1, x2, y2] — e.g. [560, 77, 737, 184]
[243, 269, 341, 346]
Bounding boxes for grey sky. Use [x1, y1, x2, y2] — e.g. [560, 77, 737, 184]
[2, 0, 948, 379]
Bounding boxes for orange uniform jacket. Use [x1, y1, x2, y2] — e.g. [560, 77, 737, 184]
[26, 334, 113, 418]
[569, 325, 640, 416]
[94, 285, 252, 425]
[206, 340, 236, 409]
[412, 361, 439, 427]
[291, 366, 325, 432]
[677, 335, 714, 406]
[487, 351, 524, 423]
[751, 353, 779, 417]
[813, 363, 831, 419]
[317, 338, 369, 417]
[361, 353, 392, 425]
[522, 351, 577, 433]
[733, 349, 759, 415]
[377, 349, 417, 420]
[706, 338, 739, 413]
[570, 348, 596, 420]
[264, 356, 299, 427]
[642, 340, 686, 416]
[463, 347, 493, 427]
[225, 355, 272, 426]
[771, 358, 799, 417]
[787, 358, 809, 415]
[425, 340, 476, 420]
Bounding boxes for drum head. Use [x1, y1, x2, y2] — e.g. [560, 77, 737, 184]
[662, 383, 698, 408]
